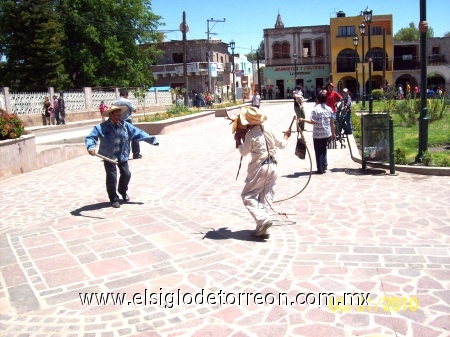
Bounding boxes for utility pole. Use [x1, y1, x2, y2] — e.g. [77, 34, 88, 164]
[207, 18, 225, 94]
[182, 12, 188, 106]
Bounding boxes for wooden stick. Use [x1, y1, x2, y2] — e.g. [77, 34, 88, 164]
[94, 153, 118, 165]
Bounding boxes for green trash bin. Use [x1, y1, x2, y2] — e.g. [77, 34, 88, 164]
[361, 113, 395, 174]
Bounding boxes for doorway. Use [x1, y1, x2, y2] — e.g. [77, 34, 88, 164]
[276, 80, 285, 99]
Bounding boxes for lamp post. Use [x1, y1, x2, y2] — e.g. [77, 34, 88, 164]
[414, 0, 429, 163]
[293, 53, 297, 87]
[353, 36, 359, 103]
[363, 7, 373, 114]
[359, 23, 366, 110]
[229, 40, 236, 102]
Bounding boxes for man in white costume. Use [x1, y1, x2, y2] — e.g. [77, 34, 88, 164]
[232, 107, 291, 238]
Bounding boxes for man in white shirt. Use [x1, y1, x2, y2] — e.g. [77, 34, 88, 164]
[232, 107, 291, 238]
[251, 89, 261, 108]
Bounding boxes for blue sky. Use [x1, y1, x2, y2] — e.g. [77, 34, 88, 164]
[152, 0, 449, 55]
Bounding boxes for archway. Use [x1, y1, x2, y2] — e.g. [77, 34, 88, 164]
[337, 49, 358, 73]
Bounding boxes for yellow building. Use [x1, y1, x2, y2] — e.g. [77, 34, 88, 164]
[330, 11, 393, 99]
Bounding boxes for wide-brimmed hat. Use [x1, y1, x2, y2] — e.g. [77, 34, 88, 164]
[102, 105, 127, 117]
[231, 106, 267, 133]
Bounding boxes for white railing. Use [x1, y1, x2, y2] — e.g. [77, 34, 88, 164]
[1, 88, 174, 115]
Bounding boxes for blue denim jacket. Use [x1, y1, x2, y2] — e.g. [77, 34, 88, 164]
[85, 120, 159, 162]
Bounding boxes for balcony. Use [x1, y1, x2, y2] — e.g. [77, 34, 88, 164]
[151, 62, 212, 77]
[428, 54, 446, 64]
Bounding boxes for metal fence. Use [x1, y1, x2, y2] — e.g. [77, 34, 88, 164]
[1, 88, 174, 115]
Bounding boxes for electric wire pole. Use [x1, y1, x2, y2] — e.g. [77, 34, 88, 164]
[207, 18, 225, 94]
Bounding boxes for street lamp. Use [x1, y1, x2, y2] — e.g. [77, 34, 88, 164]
[293, 53, 297, 87]
[353, 36, 359, 103]
[359, 23, 366, 110]
[363, 7, 373, 114]
[229, 40, 236, 102]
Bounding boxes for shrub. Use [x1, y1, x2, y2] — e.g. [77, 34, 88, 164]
[394, 148, 408, 165]
[393, 100, 418, 127]
[0, 109, 26, 140]
[372, 89, 383, 100]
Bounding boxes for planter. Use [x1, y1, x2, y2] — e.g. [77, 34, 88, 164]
[0, 134, 37, 180]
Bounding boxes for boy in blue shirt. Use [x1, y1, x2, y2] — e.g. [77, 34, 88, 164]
[85, 105, 159, 208]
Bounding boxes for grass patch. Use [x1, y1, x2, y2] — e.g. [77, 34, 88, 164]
[352, 98, 450, 167]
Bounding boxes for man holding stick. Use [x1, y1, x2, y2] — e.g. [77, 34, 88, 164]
[85, 105, 159, 208]
[232, 107, 291, 238]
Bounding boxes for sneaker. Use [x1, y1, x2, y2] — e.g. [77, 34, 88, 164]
[133, 154, 142, 159]
[254, 220, 273, 237]
[111, 201, 120, 208]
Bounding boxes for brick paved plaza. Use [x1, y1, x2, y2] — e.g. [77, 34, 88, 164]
[1, 102, 449, 336]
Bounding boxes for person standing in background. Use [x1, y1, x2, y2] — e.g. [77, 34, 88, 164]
[53, 95, 59, 125]
[251, 89, 261, 108]
[58, 92, 66, 124]
[325, 83, 342, 120]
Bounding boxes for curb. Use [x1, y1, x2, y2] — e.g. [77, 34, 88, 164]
[347, 134, 450, 176]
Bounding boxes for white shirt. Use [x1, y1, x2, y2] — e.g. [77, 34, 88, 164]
[252, 94, 261, 107]
[238, 124, 288, 178]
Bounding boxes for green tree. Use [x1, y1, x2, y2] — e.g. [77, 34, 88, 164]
[444, 31, 450, 37]
[0, 0, 69, 90]
[256, 40, 265, 60]
[393, 22, 434, 41]
[58, 0, 163, 88]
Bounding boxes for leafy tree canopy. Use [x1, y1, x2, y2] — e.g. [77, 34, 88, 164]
[0, 0, 163, 90]
[393, 22, 434, 41]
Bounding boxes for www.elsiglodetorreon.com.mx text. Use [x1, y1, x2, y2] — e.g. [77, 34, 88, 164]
[79, 288, 372, 309]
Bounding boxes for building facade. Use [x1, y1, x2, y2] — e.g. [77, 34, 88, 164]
[149, 39, 233, 96]
[330, 12, 394, 97]
[263, 13, 331, 99]
[393, 37, 449, 92]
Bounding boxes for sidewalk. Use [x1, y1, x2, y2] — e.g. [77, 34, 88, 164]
[1, 101, 449, 337]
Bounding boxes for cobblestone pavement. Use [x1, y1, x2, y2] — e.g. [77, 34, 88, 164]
[1, 102, 449, 337]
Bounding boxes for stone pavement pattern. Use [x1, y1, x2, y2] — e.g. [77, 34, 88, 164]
[0, 102, 449, 337]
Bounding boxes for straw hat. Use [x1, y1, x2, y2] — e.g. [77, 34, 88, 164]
[231, 106, 267, 133]
[102, 105, 127, 117]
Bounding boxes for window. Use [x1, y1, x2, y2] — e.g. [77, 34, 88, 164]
[281, 42, 290, 58]
[273, 42, 282, 59]
[172, 53, 183, 63]
[432, 47, 440, 55]
[370, 47, 388, 71]
[337, 48, 357, 72]
[273, 41, 290, 58]
[303, 40, 311, 57]
[315, 39, 324, 57]
[371, 26, 383, 35]
[338, 26, 356, 37]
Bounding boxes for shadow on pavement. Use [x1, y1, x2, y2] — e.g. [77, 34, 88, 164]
[71, 201, 145, 219]
[199, 227, 268, 242]
[282, 171, 313, 178]
[345, 168, 386, 176]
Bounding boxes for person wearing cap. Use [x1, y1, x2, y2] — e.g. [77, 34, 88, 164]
[325, 83, 342, 120]
[232, 107, 291, 238]
[298, 91, 336, 174]
[342, 88, 352, 134]
[113, 89, 141, 159]
[292, 85, 306, 131]
[85, 105, 159, 208]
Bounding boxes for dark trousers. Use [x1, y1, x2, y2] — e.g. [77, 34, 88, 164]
[104, 161, 131, 202]
[313, 137, 330, 174]
[59, 110, 66, 124]
[55, 108, 60, 124]
[127, 119, 140, 156]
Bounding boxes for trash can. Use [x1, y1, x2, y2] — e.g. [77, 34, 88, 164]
[361, 113, 395, 173]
